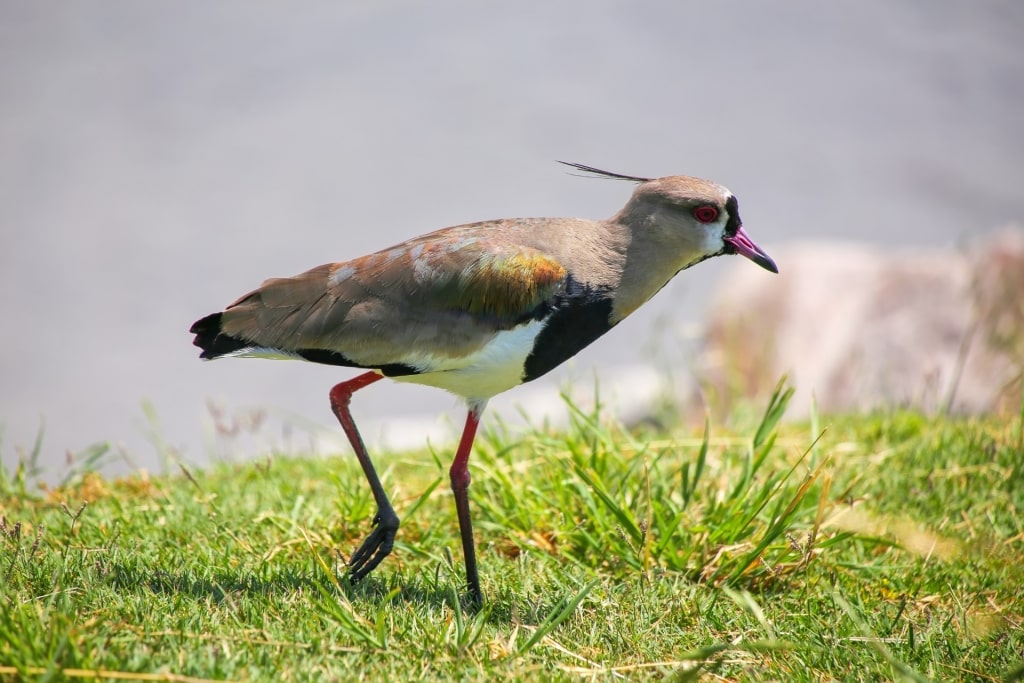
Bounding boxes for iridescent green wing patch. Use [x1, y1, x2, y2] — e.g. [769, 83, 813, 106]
[433, 249, 567, 323]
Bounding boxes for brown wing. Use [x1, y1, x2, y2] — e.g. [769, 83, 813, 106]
[199, 222, 568, 370]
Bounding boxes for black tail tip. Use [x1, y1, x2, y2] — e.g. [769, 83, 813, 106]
[190, 312, 247, 359]
[190, 312, 222, 337]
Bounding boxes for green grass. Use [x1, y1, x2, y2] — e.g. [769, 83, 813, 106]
[1, 383, 1022, 682]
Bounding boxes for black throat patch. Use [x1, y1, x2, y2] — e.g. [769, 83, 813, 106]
[522, 277, 615, 383]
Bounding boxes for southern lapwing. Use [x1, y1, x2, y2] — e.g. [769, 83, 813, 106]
[190, 162, 777, 603]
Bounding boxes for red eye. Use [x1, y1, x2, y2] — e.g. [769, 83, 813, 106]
[693, 205, 719, 223]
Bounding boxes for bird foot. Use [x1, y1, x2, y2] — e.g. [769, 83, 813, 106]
[346, 508, 400, 582]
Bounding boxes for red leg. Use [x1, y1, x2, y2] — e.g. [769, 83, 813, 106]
[450, 400, 486, 604]
[328, 371, 398, 582]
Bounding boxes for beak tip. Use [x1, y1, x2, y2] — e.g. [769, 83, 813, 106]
[725, 228, 779, 275]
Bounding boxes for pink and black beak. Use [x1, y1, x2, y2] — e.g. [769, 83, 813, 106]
[725, 226, 778, 273]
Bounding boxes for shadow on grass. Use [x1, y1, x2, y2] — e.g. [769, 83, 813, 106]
[106, 556, 478, 611]
[108, 561, 324, 601]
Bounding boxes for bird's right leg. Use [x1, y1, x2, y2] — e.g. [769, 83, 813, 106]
[328, 371, 398, 582]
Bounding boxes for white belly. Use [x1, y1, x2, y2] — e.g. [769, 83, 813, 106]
[390, 318, 546, 401]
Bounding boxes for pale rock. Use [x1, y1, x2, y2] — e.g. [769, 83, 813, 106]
[698, 230, 1024, 417]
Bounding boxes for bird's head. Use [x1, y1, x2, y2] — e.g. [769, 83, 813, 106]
[559, 161, 778, 275]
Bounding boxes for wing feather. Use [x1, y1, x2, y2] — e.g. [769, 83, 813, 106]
[204, 226, 569, 369]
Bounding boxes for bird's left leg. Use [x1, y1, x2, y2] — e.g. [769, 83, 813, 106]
[328, 371, 397, 582]
[450, 400, 486, 604]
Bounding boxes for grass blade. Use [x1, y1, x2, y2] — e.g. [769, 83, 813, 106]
[753, 377, 794, 450]
[516, 578, 599, 655]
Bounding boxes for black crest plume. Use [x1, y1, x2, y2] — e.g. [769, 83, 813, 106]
[556, 161, 651, 182]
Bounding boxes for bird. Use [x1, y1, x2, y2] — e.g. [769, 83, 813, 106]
[189, 161, 778, 604]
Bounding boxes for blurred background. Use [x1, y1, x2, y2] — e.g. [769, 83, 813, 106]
[2, 1, 1022, 479]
